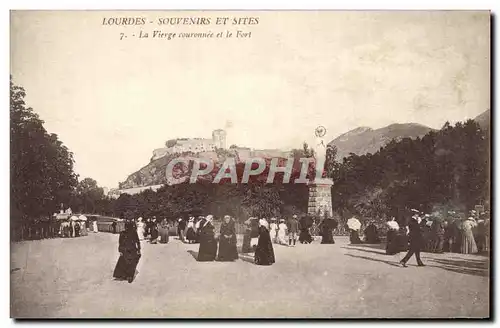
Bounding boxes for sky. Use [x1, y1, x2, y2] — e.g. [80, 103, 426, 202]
[10, 11, 490, 189]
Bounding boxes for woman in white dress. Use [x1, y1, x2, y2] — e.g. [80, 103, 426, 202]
[136, 217, 145, 241]
[461, 217, 478, 254]
[269, 218, 278, 243]
[92, 220, 98, 233]
[277, 219, 288, 245]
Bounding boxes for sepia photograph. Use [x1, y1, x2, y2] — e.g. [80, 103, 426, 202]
[9, 10, 490, 318]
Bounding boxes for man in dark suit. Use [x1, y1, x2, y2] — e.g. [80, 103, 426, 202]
[400, 214, 425, 267]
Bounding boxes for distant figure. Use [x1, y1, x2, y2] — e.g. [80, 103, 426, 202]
[385, 217, 400, 255]
[287, 215, 300, 246]
[269, 218, 278, 243]
[400, 215, 425, 267]
[432, 218, 445, 253]
[254, 219, 275, 266]
[277, 219, 288, 245]
[177, 218, 186, 242]
[364, 222, 380, 244]
[461, 217, 478, 254]
[113, 221, 141, 283]
[217, 215, 238, 262]
[80, 221, 88, 236]
[74, 221, 81, 237]
[185, 218, 197, 244]
[450, 218, 462, 252]
[195, 216, 205, 244]
[242, 217, 258, 253]
[92, 220, 98, 233]
[158, 218, 170, 244]
[197, 215, 217, 261]
[150, 217, 159, 244]
[348, 217, 362, 245]
[319, 217, 337, 244]
[136, 218, 145, 241]
[299, 216, 313, 244]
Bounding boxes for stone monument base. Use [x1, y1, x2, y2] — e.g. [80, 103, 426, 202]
[307, 178, 334, 218]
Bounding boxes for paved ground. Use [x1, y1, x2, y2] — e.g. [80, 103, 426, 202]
[10, 233, 489, 318]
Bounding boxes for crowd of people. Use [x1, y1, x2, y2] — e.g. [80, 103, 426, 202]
[112, 213, 350, 283]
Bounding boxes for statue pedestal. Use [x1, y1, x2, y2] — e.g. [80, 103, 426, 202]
[307, 178, 334, 218]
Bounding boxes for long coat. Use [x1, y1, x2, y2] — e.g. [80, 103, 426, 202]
[217, 220, 238, 261]
[113, 230, 141, 280]
[408, 219, 424, 251]
[197, 222, 217, 261]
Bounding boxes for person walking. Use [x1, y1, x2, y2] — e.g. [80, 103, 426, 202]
[254, 219, 275, 266]
[400, 214, 425, 267]
[113, 221, 141, 283]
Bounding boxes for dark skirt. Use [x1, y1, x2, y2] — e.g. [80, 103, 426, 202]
[349, 230, 362, 244]
[198, 237, 217, 261]
[321, 229, 335, 244]
[186, 228, 197, 242]
[159, 227, 169, 244]
[217, 236, 238, 261]
[255, 231, 275, 266]
[386, 230, 399, 255]
[113, 250, 140, 280]
[299, 229, 313, 244]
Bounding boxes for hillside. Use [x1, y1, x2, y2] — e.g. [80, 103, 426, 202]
[329, 123, 435, 161]
[474, 109, 490, 130]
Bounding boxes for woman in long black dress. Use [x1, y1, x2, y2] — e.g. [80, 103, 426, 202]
[217, 215, 238, 261]
[197, 215, 218, 261]
[113, 221, 141, 283]
[320, 217, 337, 244]
[255, 219, 275, 265]
[299, 216, 313, 244]
[364, 222, 380, 244]
[150, 217, 159, 244]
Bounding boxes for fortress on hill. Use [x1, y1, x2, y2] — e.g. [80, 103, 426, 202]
[109, 129, 292, 197]
[151, 129, 227, 161]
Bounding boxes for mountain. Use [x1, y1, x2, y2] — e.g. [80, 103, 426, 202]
[474, 109, 490, 130]
[328, 123, 435, 161]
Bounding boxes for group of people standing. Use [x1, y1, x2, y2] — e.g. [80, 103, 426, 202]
[136, 217, 172, 244]
[384, 210, 490, 260]
[196, 215, 239, 262]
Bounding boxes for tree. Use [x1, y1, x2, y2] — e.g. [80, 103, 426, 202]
[10, 77, 78, 227]
[73, 178, 105, 213]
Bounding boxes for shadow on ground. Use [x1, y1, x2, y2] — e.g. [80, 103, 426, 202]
[187, 250, 198, 260]
[238, 253, 255, 264]
[427, 258, 489, 277]
[342, 246, 387, 256]
[344, 253, 402, 267]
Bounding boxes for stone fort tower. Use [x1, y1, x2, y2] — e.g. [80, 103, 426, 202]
[212, 129, 227, 149]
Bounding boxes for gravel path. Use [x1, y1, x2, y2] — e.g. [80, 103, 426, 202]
[10, 233, 489, 318]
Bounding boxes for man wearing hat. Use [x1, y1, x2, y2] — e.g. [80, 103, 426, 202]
[400, 212, 425, 267]
[287, 214, 300, 247]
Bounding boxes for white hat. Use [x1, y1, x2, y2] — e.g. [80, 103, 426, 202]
[293, 215, 298, 218]
[259, 219, 269, 229]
